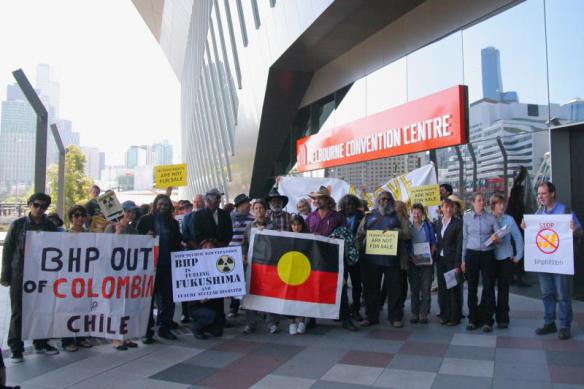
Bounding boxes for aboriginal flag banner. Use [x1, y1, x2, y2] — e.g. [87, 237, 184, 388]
[243, 229, 344, 319]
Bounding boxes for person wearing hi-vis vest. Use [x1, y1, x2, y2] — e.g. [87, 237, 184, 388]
[522, 181, 583, 340]
[357, 191, 411, 329]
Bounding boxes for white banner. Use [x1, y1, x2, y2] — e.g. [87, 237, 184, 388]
[524, 214, 574, 275]
[278, 176, 351, 213]
[171, 246, 246, 302]
[22, 231, 156, 340]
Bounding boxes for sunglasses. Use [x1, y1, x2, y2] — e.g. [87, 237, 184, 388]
[72, 212, 86, 218]
[32, 202, 49, 210]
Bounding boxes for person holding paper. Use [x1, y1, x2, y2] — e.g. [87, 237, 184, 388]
[462, 192, 500, 333]
[523, 181, 583, 340]
[407, 204, 437, 324]
[435, 198, 463, 326]
[490, 194, 524, 329]
[357, 191, 411, 328]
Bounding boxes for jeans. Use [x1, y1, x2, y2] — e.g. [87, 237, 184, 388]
[538, 272, 573, 329]
[408, 262, 433, 318]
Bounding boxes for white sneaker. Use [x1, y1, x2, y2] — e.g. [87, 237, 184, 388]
[297, 322, 306, 334]
[289, 323, 298, 335]
[269, 324, 280, 334]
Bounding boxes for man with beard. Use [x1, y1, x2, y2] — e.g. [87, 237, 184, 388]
[266, 189, 292, 231]
[137, 194, 183, 342]
[357, 191, 411, 328]
[307, 186, 358, 331]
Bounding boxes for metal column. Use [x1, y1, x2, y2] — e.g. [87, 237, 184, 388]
[467, 144, 478, 192]
[50, 124, 66, 218]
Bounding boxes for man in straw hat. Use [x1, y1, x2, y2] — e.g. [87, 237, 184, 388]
[307, 186, 358, 331]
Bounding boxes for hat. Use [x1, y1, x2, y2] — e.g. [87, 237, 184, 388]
[234, 193, 251, 207]
[447, 194, 465, 210]
[205, 188, 224, 198]
[122, 200, 137, 211]
[308, 185, 332, 199]
[180, 200, 193, 209]
[266, 188, 289, 208]
[253, 198, 268, 209]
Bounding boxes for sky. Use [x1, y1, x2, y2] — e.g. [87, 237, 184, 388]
[0, 0, 181, 166]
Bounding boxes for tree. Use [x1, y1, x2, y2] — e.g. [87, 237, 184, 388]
[47, 145, 93, 214]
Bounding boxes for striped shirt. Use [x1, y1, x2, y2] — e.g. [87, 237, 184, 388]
[229, 211, 255, 246]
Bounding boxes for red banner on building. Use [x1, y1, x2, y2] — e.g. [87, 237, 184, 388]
[296, 85, 468, 172]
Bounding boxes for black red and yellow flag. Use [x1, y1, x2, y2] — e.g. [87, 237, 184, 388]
[244, 229, 344, 319]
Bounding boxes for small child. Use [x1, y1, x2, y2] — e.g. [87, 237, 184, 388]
[288, 215, 308, 335]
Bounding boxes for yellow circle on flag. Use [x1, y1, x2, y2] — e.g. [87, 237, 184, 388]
[277, 251, 311, 286]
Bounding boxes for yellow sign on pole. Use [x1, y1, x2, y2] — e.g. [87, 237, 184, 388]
[365, 230, 399, 256]
[154, 163, 187, 188]
[409, 184, 441, 206]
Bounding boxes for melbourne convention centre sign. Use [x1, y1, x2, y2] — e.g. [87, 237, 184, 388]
[296, 85, 469, 172]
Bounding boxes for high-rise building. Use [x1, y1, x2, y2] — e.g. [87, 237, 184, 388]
[481, 47, 518, 103]
[151, 140, 173, 166]
[126, 145, 148, 168]
[81, 146, 102, 181]
[54, 119, 80, 147]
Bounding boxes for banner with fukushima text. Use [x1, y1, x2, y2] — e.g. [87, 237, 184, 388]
[22, 231, 156, 340]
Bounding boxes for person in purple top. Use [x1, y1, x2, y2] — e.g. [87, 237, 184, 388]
[307, 186, 358, 331]
[522, 181, 583, 340]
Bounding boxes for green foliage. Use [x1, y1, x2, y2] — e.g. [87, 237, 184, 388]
[47, 145, 93, 213]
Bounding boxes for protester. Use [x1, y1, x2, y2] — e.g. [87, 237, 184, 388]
[190, 189, 233, 337]
[223, 202, 235, 215]
[266, 188, 292, 231]
[174, 199, 194, 324]
[408, 203, 437, 324]
[490, 193, 524, 329]
[288, 214, 309, 335]
[338, 194, 364, 321]
[296, 198, 312, 220]
[440, 184, 453, 200]
[435, 198, 463, 325]
[242, 199, 277, 334]
[523, 181, 583, 340]
[0, 193, 59, 362]
[448, 194, 465, 219]
[182, 194, 204, 249]
[228, 194, 255, 317]
[357, 191, 411, 328]
[46, 212, 65, 232]
[308, 186, 357, 331]
[61, 205, 94, 352]
[462, 192, 500, 332]
[137, 194, 183, 342]
[85, 184, 101, 227]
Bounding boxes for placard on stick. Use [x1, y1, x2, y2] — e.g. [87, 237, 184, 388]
[154, 163, 187, 189]
[409, 185, 441, 206]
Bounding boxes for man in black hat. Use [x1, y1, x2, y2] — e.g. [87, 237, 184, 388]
[227, 194, 255, 317]
[266, 188, 292, 232]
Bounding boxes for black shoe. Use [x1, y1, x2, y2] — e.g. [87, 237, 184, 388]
[497, 323, 509, 329]
[142, 337, 156, 345]
[181, 315, 192, 324]
[158, 329, 177, 340]
[35, 344, 59, 355]
[558, 327, 571, 340]
[535, 322, 557, 335]
[193, 331, 207, 340]
[342, 319, 358, 331]
[170, 321, 179, 330]
[114, 344, 128, 351]
[466, 323, 478, 331]
[351, 310, 363, 322]
[11, 351, 24, 363]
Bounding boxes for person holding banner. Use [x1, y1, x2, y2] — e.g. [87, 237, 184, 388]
[308, 186, 357, 331]
[408, 203, 437, 324]
[462, 192, 500, 333]
[523, 181, 583, 340]
[1, 193, 58, 362]
[436, 198, 463, 326]
[137, 194, 183, 342]
[490, 194, 524, 329]
[357, 191, 411, 329]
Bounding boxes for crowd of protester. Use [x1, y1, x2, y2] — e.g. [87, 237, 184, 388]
[1, 179, 582, 388]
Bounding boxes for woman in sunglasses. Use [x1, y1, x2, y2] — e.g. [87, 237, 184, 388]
[61, 205, 94, 352]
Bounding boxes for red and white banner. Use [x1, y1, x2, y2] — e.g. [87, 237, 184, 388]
[296, 85, 468, 172]
[22, 231, 156, 340]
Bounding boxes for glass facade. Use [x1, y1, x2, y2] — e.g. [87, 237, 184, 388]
[301, 0, 583, 203]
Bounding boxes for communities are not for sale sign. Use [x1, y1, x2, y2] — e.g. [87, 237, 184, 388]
[524, 214, 574, 275]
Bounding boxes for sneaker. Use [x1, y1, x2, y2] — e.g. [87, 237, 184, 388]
[535, 322, 557, 335]
[297, 322, 306, 334]
[269, 324, 280, 334]
[11, 351, 24, 363]
[558, 327, 571, 340]
[289, 323, 298, 335]
[242, 325, 256, 334]
[35, 344, 59, 355]
[181, 315, 192, 324]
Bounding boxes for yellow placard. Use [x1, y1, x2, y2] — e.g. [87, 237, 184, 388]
[154, 163, 187, 188]
[409, 184, 441, 206]
[366, 230, 398, 256]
